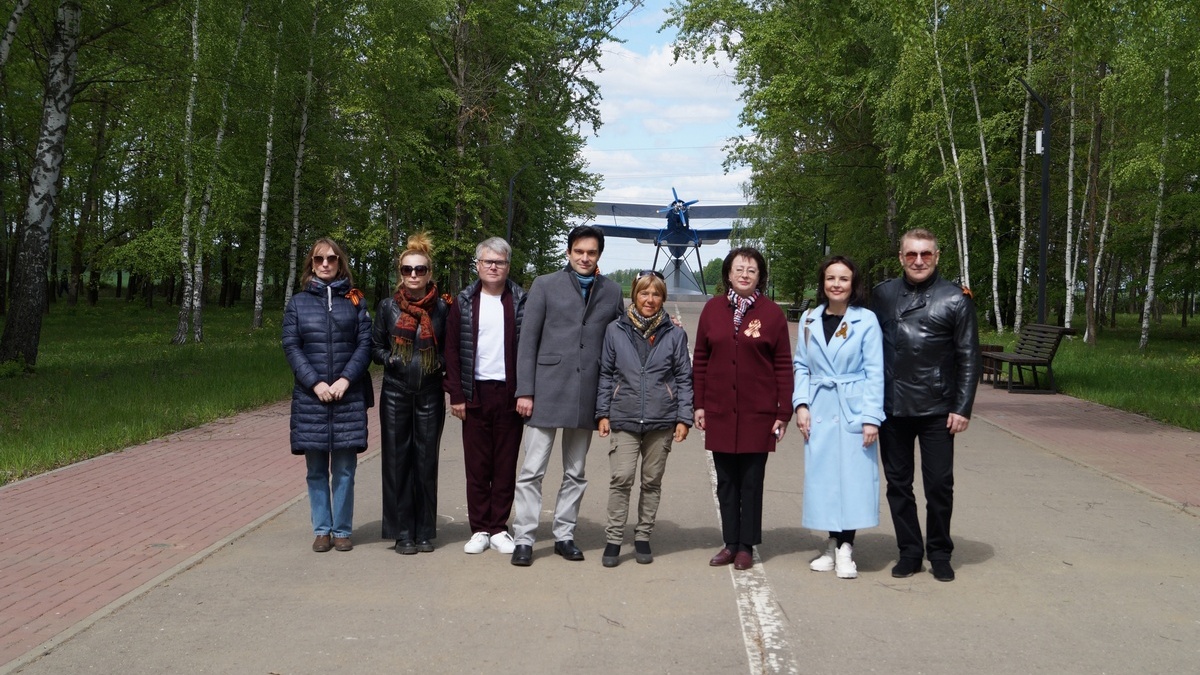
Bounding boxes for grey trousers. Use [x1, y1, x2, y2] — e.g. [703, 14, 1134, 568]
[605, 429, 673, 544]
[512, 426, 592, 546]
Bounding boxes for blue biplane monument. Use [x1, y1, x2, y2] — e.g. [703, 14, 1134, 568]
[591, 188, 747, 296]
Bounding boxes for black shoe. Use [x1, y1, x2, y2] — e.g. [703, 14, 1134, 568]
[891, 557, 922, 578]
[601, 543, 621, 568]
[931, 560, 955, 582]
[395, 539, 417, 555]
[415, 539, 435, 553]
[554, 539, 585, 561]
[511, 544, 533, 566]
[634, 540, 653, 565]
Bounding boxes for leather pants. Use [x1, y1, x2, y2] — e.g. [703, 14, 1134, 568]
[379, 384, 445, 542]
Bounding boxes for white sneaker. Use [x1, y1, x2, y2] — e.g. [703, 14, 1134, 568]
[489, 531, 516, 554]
[835, 542, 858, 579]
[464, 532, 491, 554]
[809, 539, 836, 572]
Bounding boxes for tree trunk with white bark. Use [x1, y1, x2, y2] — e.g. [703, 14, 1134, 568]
[0, 0, 81, 367]
[932, 2, 969, 286]
[966, 40, 1002, 332]
[1140, 66, 1170, 351]
[282, 8, 318, 311]
[171, 0, 200, 345]
[254, 7, 289, 328]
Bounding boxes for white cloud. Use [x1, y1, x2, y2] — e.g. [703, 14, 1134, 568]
[581, 2, 748, 272]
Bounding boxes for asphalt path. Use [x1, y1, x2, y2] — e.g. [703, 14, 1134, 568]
[4, 300, 1199, 674]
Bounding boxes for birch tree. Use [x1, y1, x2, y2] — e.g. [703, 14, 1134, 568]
[171, 0, 201, 345]
[1063, 68, 1078, 328]
[187, 2, 250, 341]
[1014, 6, 1033, 334]
[932, 1, 969, 287]
[280, 7, 317, 313]
[965, 38, 1001, 332]
[1139, 65, 1169, 351]
[254, 6, 288, 328]
[0, 0, 81, 367]
[0, 0, 30, 70]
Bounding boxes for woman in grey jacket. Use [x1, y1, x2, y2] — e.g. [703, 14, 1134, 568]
[595, 272, 693, 567]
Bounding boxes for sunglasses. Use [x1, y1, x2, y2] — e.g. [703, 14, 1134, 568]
[637, 269, 665, 280]
[400, 265, 430, 277]
[476, 259, 510, 269]
[903, 250, 937, 262]
[312, 254, 339, 266]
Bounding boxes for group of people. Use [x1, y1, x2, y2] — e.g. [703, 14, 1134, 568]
[281, 225, 979, 581]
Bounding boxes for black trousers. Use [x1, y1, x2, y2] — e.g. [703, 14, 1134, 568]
[379, 385, 445, 542]
[711, 452, 769, 549]
[880, 415, 955, 562]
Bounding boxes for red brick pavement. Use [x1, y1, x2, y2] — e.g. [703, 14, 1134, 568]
[972, 384, 1200, 512]
[0, 399, 381, 669]
[1, 370, 1197, 671]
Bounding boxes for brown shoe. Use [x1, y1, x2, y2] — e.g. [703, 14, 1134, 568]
[733, 550, 754, 570]
[333, 537, 353, 552]
[709, 547, 736, 566]
[312, 535, 332, 553]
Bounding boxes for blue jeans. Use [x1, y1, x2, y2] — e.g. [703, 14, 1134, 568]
[306, 450, 358, 538]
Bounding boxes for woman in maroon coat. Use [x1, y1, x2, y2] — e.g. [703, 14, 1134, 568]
[693, 247, 794, 570]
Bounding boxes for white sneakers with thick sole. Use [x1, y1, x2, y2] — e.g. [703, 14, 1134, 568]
[810, 539, 836, 572]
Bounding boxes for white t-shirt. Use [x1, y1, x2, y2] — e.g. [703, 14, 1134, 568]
[474, 292, 507, 381]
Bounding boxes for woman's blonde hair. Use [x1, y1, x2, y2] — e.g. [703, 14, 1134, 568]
[394, 232, 435, 294]
[630, 273, 667, 302]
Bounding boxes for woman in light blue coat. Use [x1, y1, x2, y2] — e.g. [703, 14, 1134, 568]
[792, 256, 885, 579]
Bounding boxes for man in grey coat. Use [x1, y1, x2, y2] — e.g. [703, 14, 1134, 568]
[510, 225, 625, 566]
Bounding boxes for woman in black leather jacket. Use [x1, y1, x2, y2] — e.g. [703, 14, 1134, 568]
[283, 238, 373, 553]
[372, 233, 449, 554]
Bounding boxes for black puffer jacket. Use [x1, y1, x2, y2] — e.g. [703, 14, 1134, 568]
[871, 271, 980, 418]
[595, 310, 694, 434]
[371, 294, 449, 393]
[282, 277, 374, 454]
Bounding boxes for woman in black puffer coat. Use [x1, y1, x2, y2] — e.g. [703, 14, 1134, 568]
[372, 233, 449, 555]
[283, 237, 374, 553]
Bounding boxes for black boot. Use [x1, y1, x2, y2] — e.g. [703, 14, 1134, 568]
[602, 543, 621, 568]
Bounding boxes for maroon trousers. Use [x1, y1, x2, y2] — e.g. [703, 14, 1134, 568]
[462, 380, 523, 534]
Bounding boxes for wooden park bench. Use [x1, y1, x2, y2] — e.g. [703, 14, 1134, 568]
[785, 299, 811, 322]
[982, 323, 1076, 394]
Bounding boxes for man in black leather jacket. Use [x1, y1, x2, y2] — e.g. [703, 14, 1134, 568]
[871, 228, 979, 582]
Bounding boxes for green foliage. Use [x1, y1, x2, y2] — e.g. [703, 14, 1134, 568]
[670, 0, 1200, 340]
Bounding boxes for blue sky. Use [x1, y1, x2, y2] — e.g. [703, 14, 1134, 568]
[581, 0, 747, 272]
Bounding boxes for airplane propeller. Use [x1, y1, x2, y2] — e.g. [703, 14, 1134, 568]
[656, 187, 700, 228]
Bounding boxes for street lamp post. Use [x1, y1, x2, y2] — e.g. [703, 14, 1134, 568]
[1017, 76, 1051, 324]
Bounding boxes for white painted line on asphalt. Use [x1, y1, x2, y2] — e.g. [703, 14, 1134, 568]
[705, 451, 799, 675]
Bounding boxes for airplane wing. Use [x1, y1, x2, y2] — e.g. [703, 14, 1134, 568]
[696, 228, 734, 244]
[596, 224, 662, 244]
[687, 205, 748, 219]
[591, 202, 664, 219]
[590, 202, 749, 220]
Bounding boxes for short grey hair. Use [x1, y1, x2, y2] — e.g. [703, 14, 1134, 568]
[475, 236, 512, 261]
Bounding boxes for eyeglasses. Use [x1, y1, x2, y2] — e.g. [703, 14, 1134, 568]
[312, 254, 339, 266]
[400, 265, 430, 277]
[637, 270, 664, 280]
[902, 250, 937, 263]
[477, 259, 510, 269]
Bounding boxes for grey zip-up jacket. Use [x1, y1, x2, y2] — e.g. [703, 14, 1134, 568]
[595, 311, 694, 433]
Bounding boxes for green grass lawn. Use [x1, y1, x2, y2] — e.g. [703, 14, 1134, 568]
[0, 297, 295, 486]
[981, 316, 1200, 431]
